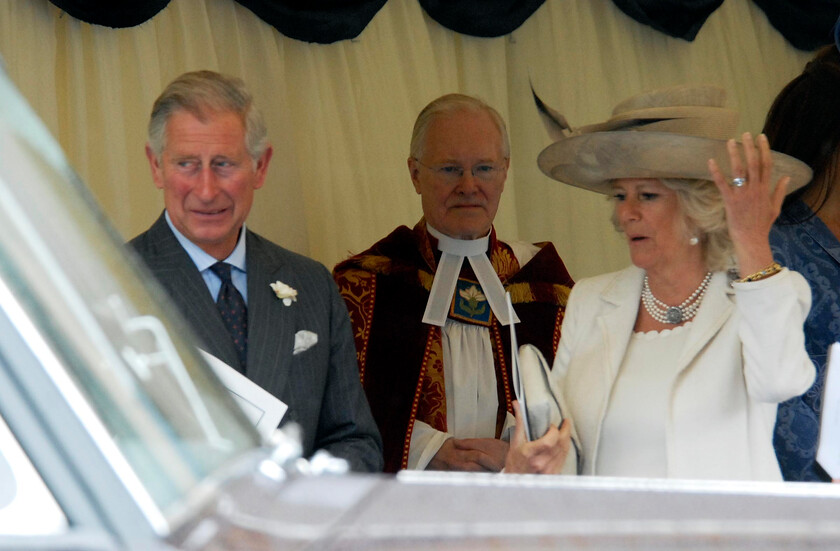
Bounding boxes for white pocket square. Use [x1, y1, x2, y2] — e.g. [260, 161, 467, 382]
[293, 330, 318, 355]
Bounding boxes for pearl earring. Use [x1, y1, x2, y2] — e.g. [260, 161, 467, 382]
[689, 236, 699, 246]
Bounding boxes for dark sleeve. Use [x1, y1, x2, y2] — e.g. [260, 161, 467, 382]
[313, 266, 384, 472]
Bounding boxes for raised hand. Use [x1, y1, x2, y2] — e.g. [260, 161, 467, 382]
[707, 132, 789, 276]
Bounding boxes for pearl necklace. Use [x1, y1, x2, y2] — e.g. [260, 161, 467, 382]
[641, 272, 712, 324]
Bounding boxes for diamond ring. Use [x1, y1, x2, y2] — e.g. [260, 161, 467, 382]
[730, 177, 746, 188]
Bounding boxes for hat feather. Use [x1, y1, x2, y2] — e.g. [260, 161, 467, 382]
[531, 82, 571, 142]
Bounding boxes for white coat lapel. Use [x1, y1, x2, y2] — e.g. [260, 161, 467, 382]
[586, 267, 644, 472]
[675, 271, 734, 372]
[599, 267, 644, 383]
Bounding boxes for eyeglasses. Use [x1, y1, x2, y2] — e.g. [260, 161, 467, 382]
[413, 158, 508, 184]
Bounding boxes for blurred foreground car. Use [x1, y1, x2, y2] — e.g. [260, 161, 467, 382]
[4, 61, 840, 551]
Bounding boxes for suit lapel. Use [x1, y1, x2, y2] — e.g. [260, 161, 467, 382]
[142, 214, 241, 368]
[244, 232, 295, 399]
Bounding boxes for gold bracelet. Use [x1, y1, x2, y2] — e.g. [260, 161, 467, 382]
[734, 262, 783, 283]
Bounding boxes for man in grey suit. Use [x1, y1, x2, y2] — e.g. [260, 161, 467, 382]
[130, 70, 382, 472]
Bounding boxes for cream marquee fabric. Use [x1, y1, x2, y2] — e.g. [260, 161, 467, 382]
[0, 0, 816, 280]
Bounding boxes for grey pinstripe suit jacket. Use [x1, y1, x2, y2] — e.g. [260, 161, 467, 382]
[130, 213, 383, 472]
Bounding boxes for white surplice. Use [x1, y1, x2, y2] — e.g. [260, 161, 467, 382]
[407, 241, 539, 470]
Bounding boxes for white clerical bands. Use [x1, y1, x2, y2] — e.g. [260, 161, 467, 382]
[422, 225, 520, 327]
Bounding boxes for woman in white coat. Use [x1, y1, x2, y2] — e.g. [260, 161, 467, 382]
[506, 85, 815, 480]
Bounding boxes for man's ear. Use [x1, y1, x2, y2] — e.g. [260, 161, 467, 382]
[253, 145, 273, 190]
[145, 143, 164, 190]
[499, 155, 510, 194]
[407, 157, 422, 195]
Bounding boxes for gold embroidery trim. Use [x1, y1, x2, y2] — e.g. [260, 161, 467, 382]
[403, 326, 440, 470]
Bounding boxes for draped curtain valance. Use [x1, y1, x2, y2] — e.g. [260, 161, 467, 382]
[48, 0, 838, 49]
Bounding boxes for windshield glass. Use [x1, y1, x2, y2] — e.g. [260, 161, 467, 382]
[0, 66, 260, 525]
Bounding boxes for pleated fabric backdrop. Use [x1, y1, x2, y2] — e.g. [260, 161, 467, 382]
[0, 0, 826, 279]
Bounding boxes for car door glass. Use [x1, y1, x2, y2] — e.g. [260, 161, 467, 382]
[0, 413, 67, 535]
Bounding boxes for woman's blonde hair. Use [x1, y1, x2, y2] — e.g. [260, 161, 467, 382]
[661, 178, 734, 272]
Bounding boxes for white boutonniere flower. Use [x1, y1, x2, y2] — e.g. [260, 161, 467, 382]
[270, 281, 298, 306]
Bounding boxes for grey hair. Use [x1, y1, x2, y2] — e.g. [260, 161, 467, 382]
[147, 70, 268, 164]
[610, 178, 735, 272]
[409, 93, 511, 160]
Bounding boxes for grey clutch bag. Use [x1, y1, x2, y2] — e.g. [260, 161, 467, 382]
[515, 343, 563, 439]
[507, 293, 580, 474]
[513, 343, 580, 475]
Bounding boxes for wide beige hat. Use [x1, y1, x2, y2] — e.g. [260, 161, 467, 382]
[535, 85, 812, 195]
